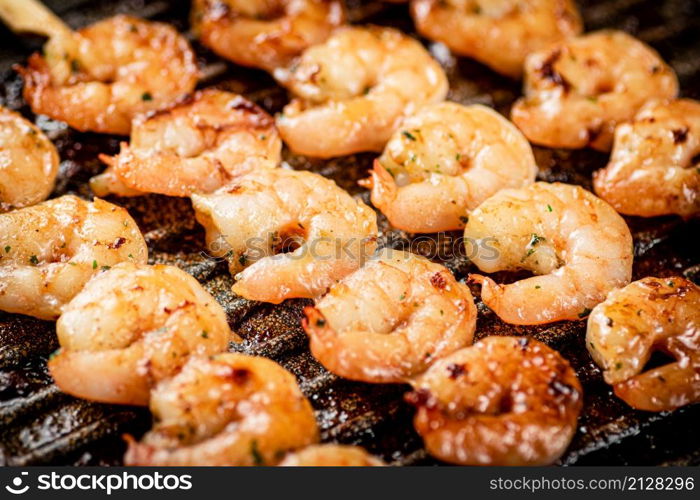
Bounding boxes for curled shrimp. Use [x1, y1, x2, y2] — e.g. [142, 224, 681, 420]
[273, 26, 449, 158]
[0, 195, 147, 320]
[511, 30, 678, 151]
[125, 353, 319, 466]
[466, 182, 633, 325]
[279, 445, 385, 466]
[302, 248, 476, 383]
[192, 0, 345, 72]
[411, 0, 582, 78]
[191, 168, 378, 304]
[91, 90, 282, 198]
[49, 262, 236, 406]
[17, 15, 198, 135]
[587, 277, 700, 412]
[362, 102, 537, 233]
[593, 99, 700, 218]
[406, 336, 583, 465]
[0, 106, 59, 211]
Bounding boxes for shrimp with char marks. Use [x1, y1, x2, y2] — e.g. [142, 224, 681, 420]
[279, 445, 385, 466]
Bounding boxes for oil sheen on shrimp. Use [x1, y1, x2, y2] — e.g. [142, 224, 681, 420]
[511, 30, 678, 151]
[274, 26, 449, 158]
[0, 106, 59, 211]
[466, 182, 633, 325]
[303, 248, 476, 383]
[411, 0, 583, 78]
[593, 99, 700, 218]
[279, 445, 385, 466]
[587, 277, 700, 412]
[406, 336, 583, 465]
[192, 0, 345, 72]
[17, 15, 198, 135]
[91, 90, 282, 198]
[191, 168, 378, 304]
[363, 102, 537, 233]
[0, 195, 147, 320]
[125, 353, 319, 466]
[49, 262, 236, 406]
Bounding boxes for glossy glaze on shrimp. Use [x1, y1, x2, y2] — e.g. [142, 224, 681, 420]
[125, 353, 319, 466]
[511, 30, 678, 151]
[191, 168, 378, 303]
[406, 336, 582, 465]
[303, 248, 476, 383]
[466, 182, 633, 325]
[593, 99, 700, 218]
[91, 90, 282, 198]
[587, 277, 700, 412]
[363, 102, 537, 233]
[17, 15, 198, 135]
[192, 0, 345, 72]
[279, 445, 385, 466]
[274, 26, 449, 158]
[49, 262, 236, 406]
[0, 195, 147, 320]
[411, 0, 582, 78]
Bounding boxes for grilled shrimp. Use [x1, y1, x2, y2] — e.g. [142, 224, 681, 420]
[16, 15, 198, 135]
[466, 182, 633, 325]
[274, 26, 449, 158]
[0, 106, 58, 211]
[91, 90, 281, 198]
[279, 445, 385, 466]
[411, 0, 582, 78]
[593, 99, 700, 218]
[511, 30, 678, 151]
[49, 262, 236, 406]
[124, 353, 319, 466]
[191, 168, 378, 304]
[406, 336, 582, 465]
[0, 195, 147, 320]
[303, 248, 476, 383]
[362, 102, 537, 233]
[192, 0, 345, 72]
[587, 277, 700, 412]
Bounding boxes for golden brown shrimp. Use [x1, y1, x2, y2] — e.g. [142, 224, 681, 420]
[411, 0, 582, 78]
[362, 102, 537, 233]
[587, 277, 700, 412]
[274, 26, 449, 158]
[0, 195, 147, 320]
[279, 445, 385, 466]
[406, 336, 583, 465]
[124, 353, 319, 466]
[511, 30, 678, 151]
[49, 262, 236, 406]
[90, 90, 281, 198]
[191, 168, 378, 304]
[302, 248, 476, 383]
[465, 182, 633, 325]
[593, 99, 700, 218]
[192, 0, 345, 72]
[0, 106, 58, 211]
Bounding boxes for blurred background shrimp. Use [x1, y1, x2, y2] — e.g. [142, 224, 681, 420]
[279, 444, 385, 466]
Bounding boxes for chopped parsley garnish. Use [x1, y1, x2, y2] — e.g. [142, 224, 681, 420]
[402, 130, 417, 141]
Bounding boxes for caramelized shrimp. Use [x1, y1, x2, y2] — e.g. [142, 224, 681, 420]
[49, 263, 235, 406]
[303, 248, 476, 383]
[593, 99, 700, 218]
[274, 26, 448, 158]
[125, 353, 319, 466]
[511, 30, 678, 151]
[279, 445, 385, 466]
[192, 0, 345, 71]
[91, 90, 281, 197]
[587, 277, 700, 412]
[411, 0, 582, 78]
[191, 168, 378, 303]
[362, 102, 537, 233]
[406, 336, 583, 465]
[0, 195, 147, 320]
[0, 106, 59, 211]
[466, 182, 633, 325]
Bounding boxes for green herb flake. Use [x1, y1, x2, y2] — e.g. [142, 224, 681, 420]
[546, 204, 553, 212]
[578, 307, 592, 319]
[402, 130, 417, 141]
[4, 246, 10, 253]
[250, 440, 264, 466]
[141, 92, 153, 101]
[315, 318, 326, 328]
[92, 260, 98, 270]
[399, 293, 406, 301]
[29, 255, 39, 266]
[667, 280, 674, 287]
[201, 330, 209, 339]
[101, 265, 111, 271]
[615, 361, 623, 370]
[535, 285, 541, 289]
